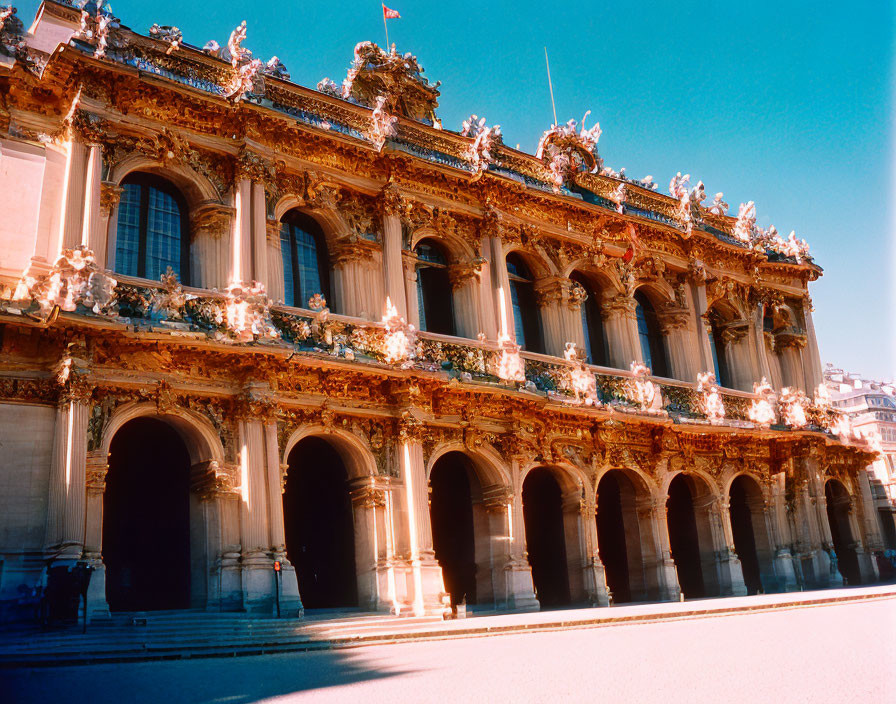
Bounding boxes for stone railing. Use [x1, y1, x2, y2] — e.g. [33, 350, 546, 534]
[0, 265, 844, 435]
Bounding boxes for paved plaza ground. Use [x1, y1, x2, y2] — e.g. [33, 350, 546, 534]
[3, 593, 894, 703]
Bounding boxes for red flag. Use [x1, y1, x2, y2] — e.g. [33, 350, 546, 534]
[382, 4, 401, 19]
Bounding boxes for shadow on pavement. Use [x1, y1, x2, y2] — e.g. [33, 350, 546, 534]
[2, 648, 409, 704]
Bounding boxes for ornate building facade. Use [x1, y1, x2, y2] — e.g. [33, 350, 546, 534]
[0, 2, 884, 620]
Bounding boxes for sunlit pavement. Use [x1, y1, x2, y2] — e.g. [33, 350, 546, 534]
[3, 590, 895, 704]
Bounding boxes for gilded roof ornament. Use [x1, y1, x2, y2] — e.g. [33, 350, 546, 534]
[535, 112, 603, 191]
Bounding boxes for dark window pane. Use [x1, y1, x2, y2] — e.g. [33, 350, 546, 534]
[115, 183, 142, 278]
[294, 225, 323, 308]
[280, 223, 295, 307]
[418, 266, 454, 335]
[145, 186, 182, 281]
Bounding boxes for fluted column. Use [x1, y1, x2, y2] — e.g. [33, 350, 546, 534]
[448, 261, 484, 339]
[476, 237, 498, 341]
[44, 395, 90, 560]
[331, 239, 383, 318]
[505, 457, 539, 609]
[81, 143, 104, 262]
[230, 178, 253, 283]
[251, 182, 269, 288]
[99, 182, 123, 270]
[716, 499, 748, 596]
[490, 236, 514, 340]
[602, 294, 641, 369]
[265, 219, 284, 302]
[83, 450, 110, 618]
[801, 299, 824, 391]
[59, 138, 88, 252]
[691, 281, 716, 375]
[768, 473, 799, 591]
[190, 204, 233, 290]
[658, 305, 695, 382]
[579, 497, 610, 606]
[651, 498, 682, 601]
[380, 187, 407, 318]
[721, 323, 755, 391]
[777, 334, 808, 391]
[402, 252, 419, 328]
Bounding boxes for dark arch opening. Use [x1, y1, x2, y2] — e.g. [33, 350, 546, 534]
[667, 474, 705, 599]
[116, 173, 190, 285]
[104, 417, 191, 612]
[429, 452, 478, 607]
[729, 476, 762, 594]
[634, 289, 669, 378]
[825, 480, 861, 586]
[522, 467, 570, 608]
[506, 253, 544, 354]
[280, 209, 331, 310]
[571, 271, 608, 366]
[415, 239, 456, 336]
[596, 471, 632, 602]
[284, 437, 357, 608]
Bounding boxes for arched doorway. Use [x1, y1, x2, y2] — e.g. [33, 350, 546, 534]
[825, 479, 861, 585]
[429, 452, 478, 607]
[667, 474, 718, 599]
[596, 470, 655, 604]
[728, 475, 772, 594]
[283, 437, 358, 608]
[104, 417, 191, 612]
[522, 467, 571, 608]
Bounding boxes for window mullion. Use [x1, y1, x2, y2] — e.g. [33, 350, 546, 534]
[137, 184, 149, 279]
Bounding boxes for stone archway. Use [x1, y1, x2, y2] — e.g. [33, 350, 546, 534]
[825, 479, 861, 585]
[283, 436, 358, 609]
[596, 469, 660, 603]
[522, 467, 570, 608]
[728, 474, 775, 594]
[667, 473, 720, 599]
[103, 417, 193, 612]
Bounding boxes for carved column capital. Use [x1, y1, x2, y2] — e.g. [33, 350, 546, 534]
[85, 451, 109, 494]
[99, 182, 124, 218]
[191, 204, 235, 240]
[601, 293, 637, 319]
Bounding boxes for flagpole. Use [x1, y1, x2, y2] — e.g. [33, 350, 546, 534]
[544, 47, 557, 126]
[383, 7, 390, 51]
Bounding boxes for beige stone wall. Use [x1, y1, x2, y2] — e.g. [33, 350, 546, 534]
[0, 403, 56, 602]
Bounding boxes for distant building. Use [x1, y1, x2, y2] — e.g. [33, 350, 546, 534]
[825, 365, 896, 549]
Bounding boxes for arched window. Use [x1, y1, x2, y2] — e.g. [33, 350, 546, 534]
[280, 210, 330, 309]
[115, 174, 189, 284]
[414, 239, 455, 335]
[634, 290, 669, 377]
[707, 310, 732, 388]
[571, 272, 608, 366]
[506, 253, 544, 354]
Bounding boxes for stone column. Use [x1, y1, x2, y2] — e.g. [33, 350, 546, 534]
[59, 138, 88, 252]
[777, 334, 808, 391]
[768, 473, 799, 592]
[380, 188, 407, 318]
[801, 299, 824, 392]
[448, 260, 484, 340]
[402, 252, 420, 329]
[690, 281, 716, 375]
[83, 450, 110, 619]
[752, 303, 773, 382]
[263, 422, 301, 615]
[658, 305, 695, 382]
[504, 457, 539, 609]
[602, 294, 641, 370]
[237, 413, 276, 613]
[398, 419, 446, 615]
[332, 240, 383, 318]
[721, 323, 755, 392]
[578, 496, 610, 606]
[857, 470, 885, 555]
[251, 181, 269, 288]
[44, 394, 90, 561]
[715, 499, 748, 596]
[649, 497, 682, 601]
[81, 143, 104, 262]
[477, 237, 499, 341]
[99, 182, 123, 270]
[190, 204, 234, 290]
[231, 178, 253, 283]
[265, 219, 284, 303]
[490, 236, 514, 340]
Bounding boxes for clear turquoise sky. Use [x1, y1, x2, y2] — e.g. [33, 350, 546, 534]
[22, 0, 895, 379]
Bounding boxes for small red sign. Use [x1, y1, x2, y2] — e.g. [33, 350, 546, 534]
[273, 561, 281, 572]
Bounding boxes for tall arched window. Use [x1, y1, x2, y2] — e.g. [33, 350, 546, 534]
[634, 290, 669, 378]
[115, 174, 189, 284]
[707, 310, 732, 388]
[571, 272, 608, 366]
[506, 253, 544, 354]
[414, 239, 455, 336]
[280, 210, 330, 309]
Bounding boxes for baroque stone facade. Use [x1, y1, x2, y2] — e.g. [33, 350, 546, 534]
[0, 2, 884, 620]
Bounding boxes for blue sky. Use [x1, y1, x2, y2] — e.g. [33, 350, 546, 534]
[23, 0, 895, 379]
